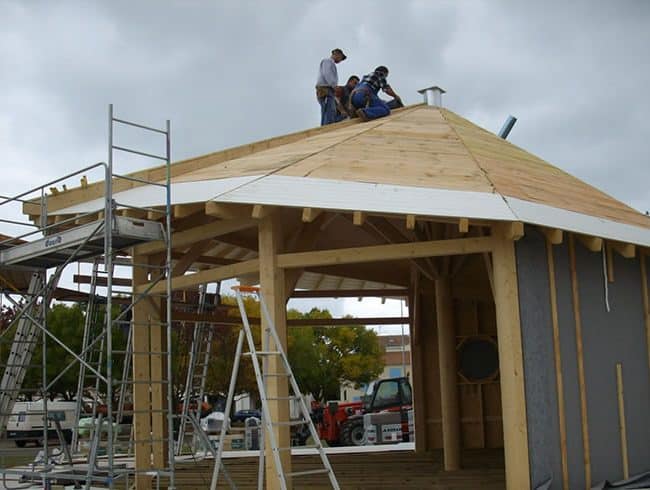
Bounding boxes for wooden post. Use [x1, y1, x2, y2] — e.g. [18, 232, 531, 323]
[545, 241, 570, 489]
[641, 253, 650, 377]
[409, 270, 427, 451]
[435, 276, 461, 470]
[131, 253, 153, 490]
[491, 224, 531, 490]
[258, 213, 292, 489]
[616, 363, 629, 479]
[568, 235, 591, 489]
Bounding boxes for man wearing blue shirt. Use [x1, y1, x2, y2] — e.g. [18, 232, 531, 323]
[350, 66, 402, 121]
[315, 48, 347, 125]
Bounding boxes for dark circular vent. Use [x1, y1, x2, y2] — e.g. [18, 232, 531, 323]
[458, 337, 499, 382]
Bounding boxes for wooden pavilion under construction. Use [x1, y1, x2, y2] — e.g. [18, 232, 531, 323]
[18, 91, 650, 490]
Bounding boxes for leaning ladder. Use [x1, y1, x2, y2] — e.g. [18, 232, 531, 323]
[210, 286, 339, 490]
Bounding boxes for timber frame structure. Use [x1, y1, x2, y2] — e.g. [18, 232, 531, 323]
[2, 92, 650, 489]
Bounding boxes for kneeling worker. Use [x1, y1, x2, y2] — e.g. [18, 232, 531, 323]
[350, 66, 403, 121]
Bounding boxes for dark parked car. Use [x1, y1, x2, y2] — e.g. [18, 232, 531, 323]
[232, 409, 261, 423]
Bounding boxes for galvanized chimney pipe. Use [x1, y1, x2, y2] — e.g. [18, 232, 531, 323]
[417, 86, 446, 107]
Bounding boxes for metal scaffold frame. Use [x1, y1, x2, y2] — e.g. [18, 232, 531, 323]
[0, 105, 174, 489]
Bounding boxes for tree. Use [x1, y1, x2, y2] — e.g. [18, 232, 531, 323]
[287, 308, 384, 401]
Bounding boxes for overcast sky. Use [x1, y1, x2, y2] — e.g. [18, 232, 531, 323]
[1, 1, 648, 328]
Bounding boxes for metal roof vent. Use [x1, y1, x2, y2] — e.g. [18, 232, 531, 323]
[417, 86, 446, 107]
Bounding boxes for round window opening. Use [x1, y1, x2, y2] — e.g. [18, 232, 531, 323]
[458, 337, 499, 382]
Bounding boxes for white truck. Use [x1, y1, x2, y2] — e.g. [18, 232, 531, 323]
[6, 400, 77, 447]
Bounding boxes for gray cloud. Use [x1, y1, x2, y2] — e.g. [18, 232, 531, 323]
[0, 0, 648, 218]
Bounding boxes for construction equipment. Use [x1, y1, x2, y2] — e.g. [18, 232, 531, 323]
[313, 376, 412, 447]
[210, 285, 340, 490]
[0, 104, 174, 489]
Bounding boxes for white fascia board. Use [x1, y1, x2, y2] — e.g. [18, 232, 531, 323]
[505, 196, 650, 247]
[211, 175, 517, 222]
[51, 176, 260, 215]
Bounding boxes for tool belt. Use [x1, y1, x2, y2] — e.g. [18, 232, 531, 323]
[315, 86, 332, 100]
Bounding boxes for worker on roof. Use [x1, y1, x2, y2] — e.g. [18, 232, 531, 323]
[315, 48, 348, 126]
[335, 75, 360, 119]
[350, 66, 403, 121]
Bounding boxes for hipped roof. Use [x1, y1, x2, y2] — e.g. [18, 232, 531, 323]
[45, 105, 650, 247]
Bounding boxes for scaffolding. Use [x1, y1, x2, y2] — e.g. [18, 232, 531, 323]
[0, 105, 174, 489]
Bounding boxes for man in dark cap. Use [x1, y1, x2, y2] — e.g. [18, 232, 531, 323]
[350, 66, 403, 121]
[335, 75, 360, 119]
[315, 48, 347, 125]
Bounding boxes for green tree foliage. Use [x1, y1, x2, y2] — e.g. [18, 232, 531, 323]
[1, 302, 127, 401]
[172, 297, 384, 404]
[287, 308, 384, 401]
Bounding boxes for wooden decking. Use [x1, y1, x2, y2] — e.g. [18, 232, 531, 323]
[172, 448, 505, 489]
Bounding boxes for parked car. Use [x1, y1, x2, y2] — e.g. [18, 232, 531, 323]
[232, 409, 261, 423]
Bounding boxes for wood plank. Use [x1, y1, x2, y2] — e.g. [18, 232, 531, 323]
[301, 207, 322, 223]
[406, 214, 416, 230]
[276, 236, 495, 270]
[290, 288, 408, 298]
[540, 227, 563, 245]
[491, 223, 531, 489]
[611, 241, 635, 259]
[171, 239, 213, 277]
[577, 234, 602, 252]
[616, 363, 629, 480]
[641, 253, 650, 386]
[569, 234, 592, 488]
[173, 203, 204, 218]
[353, 211, 366, 226]
[436, 277, 461, 470]
[144, 259, 260, 294]
[133, 218, 257, 256]
[205, 201, 252, 220]
[546, 239, 570, 489]
[459, 218, 469, 234]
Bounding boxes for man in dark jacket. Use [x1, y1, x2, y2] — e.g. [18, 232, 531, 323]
[350, 66, 402, 121]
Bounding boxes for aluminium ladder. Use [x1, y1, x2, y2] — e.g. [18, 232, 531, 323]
[176, 283, 220, 455]
[210, 285, 339, 490]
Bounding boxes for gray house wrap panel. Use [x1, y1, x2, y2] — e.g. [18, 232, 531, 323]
[516, 228, 562, 489]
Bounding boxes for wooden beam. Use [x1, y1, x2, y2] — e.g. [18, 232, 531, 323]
[406, 214, 416, 230]
[284, 214, 329, 298]
[73, 274, 132, 287]
[458, 218, 469, 234]
[290, 288, 408, 298]
[577, 234, 602, 252]
[170, 251, 237, 267]
[252, 204, 274, 219]
[546, 240, 570, 489]
[276, 236, 495, 270]
[143, 259, 259, 294]
[436, 277, 461, 470]
[258, 212, 292, 488]
[541, 227, 563, 245]
[616, 363, 629, 480]
[641, 254, 650, 380]
[301, 207, 322, 223]
[173, 203, 204, 219]
[504, 221, 524, 241]
[611, 241, 635, 259]
[133, 218, 256, 256]
[491, 224, 530, 489]
[353, 211, 366, 226]
[205, 201, 252, 220]
[171, 239, 214, 277]
[569, 234, 592, 488]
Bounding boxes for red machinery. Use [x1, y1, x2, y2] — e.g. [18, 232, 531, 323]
[312, 377, 412, 446]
